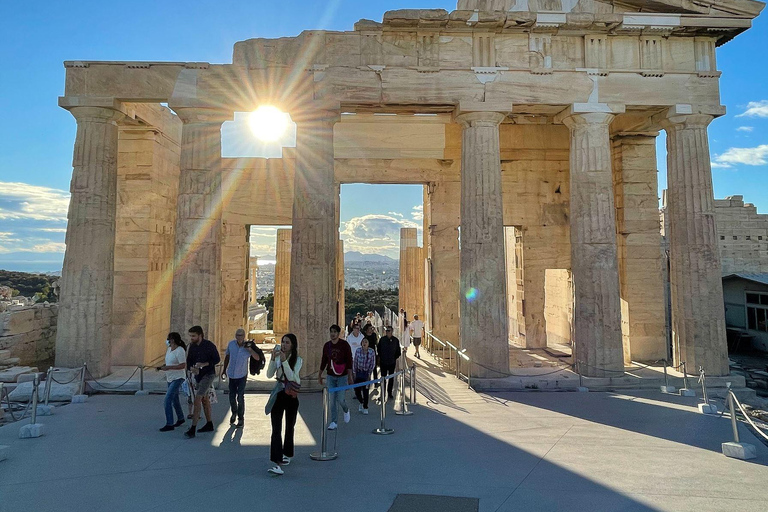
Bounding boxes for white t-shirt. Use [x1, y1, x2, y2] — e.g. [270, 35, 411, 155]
[347, 332, 365, 356]
[164, 346, 187, 382]
[410, 320, 424, 338]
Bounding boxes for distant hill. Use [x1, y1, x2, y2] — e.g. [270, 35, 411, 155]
[0, 270, 58, 302]
[344, 251, 397, 263]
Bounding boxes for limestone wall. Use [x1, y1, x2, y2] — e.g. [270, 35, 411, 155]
[544, 269, 573, 346]
[0, 304, 58, 366]
[715, 196, 768, 275]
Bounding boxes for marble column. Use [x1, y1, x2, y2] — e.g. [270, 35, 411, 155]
[456, 112, 509, 378]
[55, 106, 123, 377]
[661, 112, 728, 375]
[273, 229, 292, 335]
[289, 110, 339, 377]
[561, 111, 624, 377]
[169, 107, 228, 343]
[399, 228, 419, 316]
[249, 257, 259, 305]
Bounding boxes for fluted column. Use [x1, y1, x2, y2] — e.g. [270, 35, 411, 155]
[289, 109, 339, 377]
[169, 107, 229, 342]
[661, 112, 728, 375]
[561, 111, 624, 377]
[273, 228, 292, 335]
[55, 106, 123, 377]
[456, 111, 509, 378]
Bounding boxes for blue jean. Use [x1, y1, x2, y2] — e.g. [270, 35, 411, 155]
[164, 378, 185, 426]
[228, 376, 247, 420]
[326, 374, 349, 424]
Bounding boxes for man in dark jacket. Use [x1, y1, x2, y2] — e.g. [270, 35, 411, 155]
[185, 325, 221, 438]
[377, 326, 401, 400]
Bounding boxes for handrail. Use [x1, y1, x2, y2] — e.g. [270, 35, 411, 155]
[425, 330, 472, 389]
[729, 388, 768, 443]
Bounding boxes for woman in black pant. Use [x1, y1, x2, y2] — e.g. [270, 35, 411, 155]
[266, 333, 302, 475]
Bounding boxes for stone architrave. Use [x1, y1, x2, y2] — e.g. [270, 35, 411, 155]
[169, 107, 229, 342]
[560, 108, 624, 378]
[661, 110, 728, 376]
[289, 109, 339, 377]
[55, 106, 123, 377]
[456, 111, 510, 378]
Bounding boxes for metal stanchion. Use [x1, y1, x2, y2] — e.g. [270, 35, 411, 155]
[722, 386, 758, 460]
[396, 370, 412, 416]
[44, 368, 53, 406]
[78, 363, 87, 395]
[373, 376, 394, 435]
[310, 387, 338, 461]
[728, 389, 740, 444]
[409, 364, 417, 406]
[577, 361, 588, 392]
[30, 374, 39, 425]
[661, 359, 675, 393]
[140, 366, 144, 391]
[679, 361, 695, 396]
[697, 367, 717, 414]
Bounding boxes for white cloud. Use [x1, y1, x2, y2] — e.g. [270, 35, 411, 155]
[737, 126, 754, 132]
[737, 101, 768, 118]
[37, 228, 67, 233]
[29, 242, 66, 253]
[710, 162, 732, 169]
[387, 211, 404, 218]
[341, 214, 420, 258]
[0, 182, 70, 222]
[712, 145, 768, 168]
[411, 204, 424, 221]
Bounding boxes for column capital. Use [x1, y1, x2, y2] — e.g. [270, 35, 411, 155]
[169, 105, 233, 125]
[555, 103, 624, 128]
[455, 111, 507, 128]
[654, 104, 724, 130]
[66, 106, 125, 124]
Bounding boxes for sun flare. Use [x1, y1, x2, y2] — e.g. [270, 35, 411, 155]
[248, 106, 290, 142]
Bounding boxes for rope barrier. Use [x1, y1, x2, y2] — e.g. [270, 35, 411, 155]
[729, 390, 768, 443]
[49, 371, 81, 385]
[326, 371, 404, 394]
[85, 366, 140, 390]
[1, 383, 32, 422]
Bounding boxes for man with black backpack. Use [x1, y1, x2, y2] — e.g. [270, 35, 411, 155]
[221, 328, 261, 428]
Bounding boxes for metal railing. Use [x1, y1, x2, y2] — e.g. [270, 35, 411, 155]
[424, 330, 472, 389]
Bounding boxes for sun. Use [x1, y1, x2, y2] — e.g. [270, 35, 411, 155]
[248, 106, 290, 142]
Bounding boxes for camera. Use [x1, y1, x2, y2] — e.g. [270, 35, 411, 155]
[245, 340, 255, 349]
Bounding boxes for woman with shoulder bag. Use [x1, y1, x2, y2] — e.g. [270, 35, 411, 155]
[266, 333, 302, 475]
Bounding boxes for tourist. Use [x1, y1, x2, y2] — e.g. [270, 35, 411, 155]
[318, 324, 353, 430]
[353, 337, 376, 414]
[184, 326, 220, 438]
[221, 328, 261, 428]
[377, 326, 401, 400]
[401, 319, 411, 356]
[363, 323, 380, 386]
[410, 314, 424, 359]
[347, 323, 365, 358]
[158, 332, 187, 432]
[266, 333, 302, 476]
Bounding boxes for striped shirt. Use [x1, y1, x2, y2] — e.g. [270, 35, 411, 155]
[353, 347, 376, 375]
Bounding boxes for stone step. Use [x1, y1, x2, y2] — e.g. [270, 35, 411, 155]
[0, 358, 20, 367]
[0, 367, 37, 383]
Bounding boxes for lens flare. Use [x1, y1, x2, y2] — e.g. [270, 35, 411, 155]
[465, 287, 479, 302]
[248, 106, 290, 142]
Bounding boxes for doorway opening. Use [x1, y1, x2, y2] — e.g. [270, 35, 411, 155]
[339, 183, 425, 338]
[246, 225, 291, 338]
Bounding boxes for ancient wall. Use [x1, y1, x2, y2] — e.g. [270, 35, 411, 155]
[715, 195, 768, 275]
[500, 124, 572, 350]
[111, 108, 181, 367]
[0, 304, 58, 367]
[544, 269, 573, 346]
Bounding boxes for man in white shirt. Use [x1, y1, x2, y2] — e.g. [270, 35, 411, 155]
[347, 323, 365, 358]
[221, 328, 261, 428]
[410, 314, 424, 359]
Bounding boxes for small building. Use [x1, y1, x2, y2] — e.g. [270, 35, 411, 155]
[723, 273, 768, 352]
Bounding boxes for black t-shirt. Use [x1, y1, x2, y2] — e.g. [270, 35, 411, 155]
[378, 336, 401, 366]
[364, 333, 378, 352]
[186, 339, 221, 382]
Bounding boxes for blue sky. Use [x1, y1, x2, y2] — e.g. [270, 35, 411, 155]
[0, 0, 767, 271]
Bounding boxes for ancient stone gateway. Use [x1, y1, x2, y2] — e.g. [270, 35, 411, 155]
[54, 0, 763, 378]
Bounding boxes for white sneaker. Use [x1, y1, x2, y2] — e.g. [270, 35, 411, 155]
[282, 456, 291, 465]
[358, 404, 363, 413]
[363, 408, 369, 415]
[327, 422, 338, 430]
[268, 465, 284, 475]
[343, 410, 351, 424]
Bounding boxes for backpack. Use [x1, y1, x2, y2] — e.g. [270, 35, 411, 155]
[248, 344, 267, 375]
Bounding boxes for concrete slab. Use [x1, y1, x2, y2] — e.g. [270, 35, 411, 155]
[722, 441, 757, 460]
[0, 353, 766, 512]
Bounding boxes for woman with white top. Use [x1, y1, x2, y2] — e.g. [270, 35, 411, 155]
[266, 333, 303, 475]
[158, 332, 187, 432]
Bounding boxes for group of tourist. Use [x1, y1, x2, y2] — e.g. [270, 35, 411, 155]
[155, 310, 424, 476]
